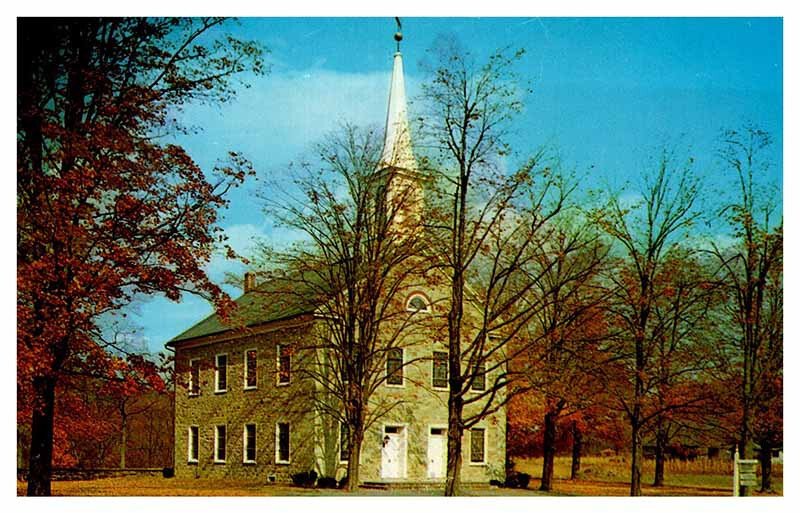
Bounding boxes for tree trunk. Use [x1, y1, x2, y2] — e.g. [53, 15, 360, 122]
[759, 440, 773, 492]
[444, 236, 465, 497]
[27, 376, 57, 496]
[570, 421, 582, 480]
[739, 369, 754, 496]
[540, 410, 557, 491]
[444, 394, 464, 496]
[630, 312, 646, 497]
[630, 419, 643, 496]
[653, 425, 666, 487]
[344, 427, 364, 492]
[120, 414, 127, 470]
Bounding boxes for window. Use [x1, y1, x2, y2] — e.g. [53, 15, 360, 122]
[340, 423, 349, 462]
[244, 424, 256, 463]
[386, 348, 403, 385]
[407, 294, 430, 313]
[472, 362, 486, 391]
[470, 428, 486, 464]
[188, 426, 199, 462]
[189, 359, 200, 396]
[215, 354, 228, 393]
[432, 351, 448, 389]
[277, 345, 291, 385]
[244, 349, 257, 389]
[276, 422, 290, 463]
[214, 425, 227, 463]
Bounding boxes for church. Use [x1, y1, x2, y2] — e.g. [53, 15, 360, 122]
[167, 30, 507, 487]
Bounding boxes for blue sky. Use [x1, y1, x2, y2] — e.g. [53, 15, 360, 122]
[123, 17, 783, 355]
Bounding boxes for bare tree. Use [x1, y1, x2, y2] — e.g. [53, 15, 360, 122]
[645, 250, 722, 487]
[256, 125, 426, 490]
[592, 149, 703, 496]
[708, 126, 782, 495]
[419, 39, 577, 495]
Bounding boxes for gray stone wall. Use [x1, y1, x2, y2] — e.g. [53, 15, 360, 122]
[173, 324, 319, 482]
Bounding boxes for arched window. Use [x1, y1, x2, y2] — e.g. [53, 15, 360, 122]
[406, 293, 430, 313]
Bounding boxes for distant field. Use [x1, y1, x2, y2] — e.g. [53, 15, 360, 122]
[16, 456, 782, 497]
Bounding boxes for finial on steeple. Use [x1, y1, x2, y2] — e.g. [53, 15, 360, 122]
[394, 17, 403, 52]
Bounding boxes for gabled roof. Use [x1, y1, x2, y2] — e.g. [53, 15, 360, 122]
[166, 277, 319, 347]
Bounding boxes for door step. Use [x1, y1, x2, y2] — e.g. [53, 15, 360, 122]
[360, 481, 490, 491]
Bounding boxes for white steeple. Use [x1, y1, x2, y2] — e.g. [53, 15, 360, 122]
[379, 51, 417, 172]
[379, 22, 422, 235]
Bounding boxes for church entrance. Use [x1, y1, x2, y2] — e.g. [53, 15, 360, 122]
[381, 425, 406, 479]
[427, 427, 447, 478]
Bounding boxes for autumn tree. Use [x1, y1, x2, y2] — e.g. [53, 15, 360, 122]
[707, 126, 782, 495]
[419, 39, 579, 495]
[100, 354, 167, 469]
[255, 124, 427, 490]
[17, 18, 264, 495]
[592, 149, 705, 496]
[513, 217, 610, 491]
[645, 251, 722, 487]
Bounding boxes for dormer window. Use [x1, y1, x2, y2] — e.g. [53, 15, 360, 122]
[406, 293, 430, 313]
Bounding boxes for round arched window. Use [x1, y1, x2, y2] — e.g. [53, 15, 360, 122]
[406, 293, 431, 313]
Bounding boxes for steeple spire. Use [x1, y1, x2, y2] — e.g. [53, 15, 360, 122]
[379, 21, 416, 173]
[379, 19, 422, 237]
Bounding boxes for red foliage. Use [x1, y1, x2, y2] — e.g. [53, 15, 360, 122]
[17, 18, 263, 494]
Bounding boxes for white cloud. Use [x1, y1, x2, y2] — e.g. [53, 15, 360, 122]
[618, 192, 644, 210]
[204, 221, 308, 286]
[180, 68, 422, 170]
[204, 223, 267, 284]
[691, 232, 738, 252]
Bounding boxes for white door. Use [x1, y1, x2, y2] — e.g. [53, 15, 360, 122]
[427, 428, 446, 478]
[381, 426, 405, 479]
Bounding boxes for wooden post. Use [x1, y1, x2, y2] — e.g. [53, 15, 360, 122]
[733, 447, 739, 497]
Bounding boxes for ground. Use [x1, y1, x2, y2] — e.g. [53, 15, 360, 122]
[16, 456, 782, 496]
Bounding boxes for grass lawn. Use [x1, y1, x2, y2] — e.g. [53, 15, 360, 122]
[16, 456, 782, 497]
[514, 456, 783, 496]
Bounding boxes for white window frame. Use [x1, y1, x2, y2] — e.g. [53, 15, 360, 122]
[243, 423, 257, 464]
[406, 293, 431, 313]
[187, 425, 199, 463]
[468, 426, 487, 465]
[339, 422, 350, 464]
[432, 351, 449, 390]
[276, 344, 290, 386]
[215, 353, 228, 393]
[214, 424, 227, 464]
[385, 347, 405, 388]
[244, 348, 258, 390]
[275, 422, 291, 464]
[470, 361, 487, 392]
[188, 359, 200, 397]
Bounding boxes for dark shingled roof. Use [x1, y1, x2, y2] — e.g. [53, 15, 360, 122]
[166, 277, 320, 346]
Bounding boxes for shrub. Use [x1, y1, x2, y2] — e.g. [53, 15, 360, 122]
[290, 470, 318, 487]
[504, 472, 531, 489]
[162, 467, 174, 479]
[338, 475, 348, 489]
[317, 476, 338, 488]
[489, 479, 504, 487]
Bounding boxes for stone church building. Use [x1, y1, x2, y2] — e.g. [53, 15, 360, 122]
[167, 35, 507, 486]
